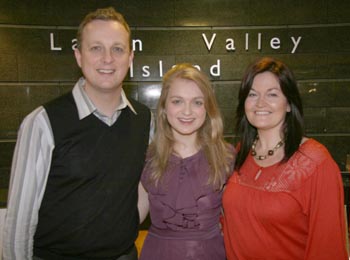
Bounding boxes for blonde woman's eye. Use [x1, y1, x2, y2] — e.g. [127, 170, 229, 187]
[171, 99, 181, 105]
[195, 100, 204, 106]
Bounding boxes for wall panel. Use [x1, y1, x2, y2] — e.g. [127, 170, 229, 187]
[0, 0, 349, 207]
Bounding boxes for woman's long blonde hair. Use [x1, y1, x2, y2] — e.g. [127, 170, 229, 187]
[148, 63, 233, 189]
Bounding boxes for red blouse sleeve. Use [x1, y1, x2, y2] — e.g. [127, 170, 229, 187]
[303, 156, 348, 259]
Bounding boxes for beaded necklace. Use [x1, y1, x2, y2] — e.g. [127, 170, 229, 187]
[251, 135, 284, 160]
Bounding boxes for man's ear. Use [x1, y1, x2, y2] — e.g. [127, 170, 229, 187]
[128, 50, 134, 68]
[74, 48, 82, 68]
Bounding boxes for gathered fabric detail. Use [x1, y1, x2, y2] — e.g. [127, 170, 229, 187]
[236, 139, 326, 192]
[142, 149, 224, 239]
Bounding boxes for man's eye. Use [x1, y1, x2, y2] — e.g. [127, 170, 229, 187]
[91, 46, 102, 52]
[112, 47, 125, 53]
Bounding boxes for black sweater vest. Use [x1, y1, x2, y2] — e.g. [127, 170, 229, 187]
[34, 92, 150, 259]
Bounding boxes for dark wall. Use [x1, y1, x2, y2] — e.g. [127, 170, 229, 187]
[0, 0, 349, 206]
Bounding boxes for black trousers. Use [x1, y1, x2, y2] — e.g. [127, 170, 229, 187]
[116, 246, 138, 260]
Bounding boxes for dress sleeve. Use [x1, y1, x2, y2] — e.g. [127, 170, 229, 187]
[2, 107, 54, 260]
[304, 156, 348, 259]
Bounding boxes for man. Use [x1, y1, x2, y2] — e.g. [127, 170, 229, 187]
[3, 7, 151, 260]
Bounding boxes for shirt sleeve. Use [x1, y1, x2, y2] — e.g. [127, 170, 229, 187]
[2, 107, 54, 260]
[304, 156, 348, 259]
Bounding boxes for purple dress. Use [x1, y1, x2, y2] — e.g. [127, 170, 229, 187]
[140, 150, 226, 260]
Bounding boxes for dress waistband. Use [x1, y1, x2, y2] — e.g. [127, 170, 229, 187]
[147, 225, 221, 240]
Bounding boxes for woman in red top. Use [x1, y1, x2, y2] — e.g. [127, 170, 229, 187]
[222, 57, 348, 259]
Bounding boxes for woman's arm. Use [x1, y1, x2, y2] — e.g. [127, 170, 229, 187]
[138, 182, 149, 224]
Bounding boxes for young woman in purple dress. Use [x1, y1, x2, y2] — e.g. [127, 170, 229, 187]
[138, 63, 235, 260]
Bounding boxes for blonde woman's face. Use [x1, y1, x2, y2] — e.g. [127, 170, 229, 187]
[165, 78, 206, 140]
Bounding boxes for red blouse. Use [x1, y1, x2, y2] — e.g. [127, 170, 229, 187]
[223, 139, 348, 260]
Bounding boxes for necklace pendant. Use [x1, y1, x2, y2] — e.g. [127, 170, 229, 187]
[255, 168, 262, 180]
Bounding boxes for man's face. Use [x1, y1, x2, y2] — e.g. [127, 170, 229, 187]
[74, 20, 133, 94]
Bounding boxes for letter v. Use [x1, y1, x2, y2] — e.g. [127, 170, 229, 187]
[202, 33, 217, 51]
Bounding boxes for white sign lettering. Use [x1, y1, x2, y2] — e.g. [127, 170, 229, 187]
[49, 31, 303, 78]
[201, 32, 302, 53]
[50, 33, 62, 51]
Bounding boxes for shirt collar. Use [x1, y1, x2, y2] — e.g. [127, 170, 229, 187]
[72, 77, 137, 120]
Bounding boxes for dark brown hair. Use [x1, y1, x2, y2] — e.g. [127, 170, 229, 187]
[235, 57, 304, 169]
